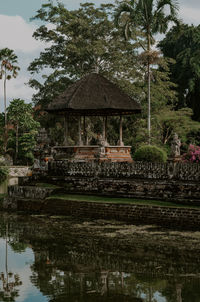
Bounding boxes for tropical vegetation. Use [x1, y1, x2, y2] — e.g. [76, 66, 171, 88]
[0, 1, 199, 163]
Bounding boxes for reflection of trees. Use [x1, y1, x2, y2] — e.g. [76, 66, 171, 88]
[0, 272, 22, 302]
[1, 214, 200, 301]
[31, 249, 167, 301]
[31, 261, 144, 301]
[161, 278, 200, 302]
[0, 223, 23, 302]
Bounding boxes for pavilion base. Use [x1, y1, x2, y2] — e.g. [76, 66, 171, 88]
[52, 145, 133, 162]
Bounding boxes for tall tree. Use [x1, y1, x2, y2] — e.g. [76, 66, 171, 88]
[0, 48, 20, 127]
[115, 0, 179, 143]
[28, 2, 141, 108]
[7, 99, 40, 162]
[159, 24, 200, 121]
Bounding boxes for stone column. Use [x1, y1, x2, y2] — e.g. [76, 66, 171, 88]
[119, 115, 124, 146]
[83, 116, 86, 145]
[78, 116, 83, 146]
[63, 115, 69, 145]
[102, 116, 108, 145]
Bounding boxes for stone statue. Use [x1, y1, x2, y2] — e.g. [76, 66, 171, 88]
[97, 134, 109, 147]
[171, 133, 181, 157]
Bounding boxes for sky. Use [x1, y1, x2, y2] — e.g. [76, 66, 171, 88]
[0, 0, 199, 112]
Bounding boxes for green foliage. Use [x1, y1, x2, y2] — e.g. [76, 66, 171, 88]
[7, 99, 39, 131]
[29, 2, 141, 108]
[7, 99, 40, 164]
[154, 107, 200, 145]
[27, 0, 182, 150]
[115, 0, 179, 48]
[18, 133, 36, 165]
[0, 48, 20, 141]
[159, 24, 200, 120]
[133, 145, 167, 162]
[0, 48, 20, 80]
[115, 0, 179, 140]
[0, 166, 8, 184]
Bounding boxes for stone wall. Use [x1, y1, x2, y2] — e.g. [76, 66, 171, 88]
[49, 160, 200, 181]
[29, 160, 199, 203]
[8, 196, 200, 230]
[8, 185, 55, 200]
[41, 176, 199, 203]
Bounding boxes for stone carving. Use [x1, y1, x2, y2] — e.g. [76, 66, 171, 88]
[36, 128, 50, 145]
[33, 128, 52, 173]
[97, 134, 109, 147]
[49, 160, 200, 182]
[171, 133, 181, 157]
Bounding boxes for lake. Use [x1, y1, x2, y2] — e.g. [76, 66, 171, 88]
[0, 213, 200, 302]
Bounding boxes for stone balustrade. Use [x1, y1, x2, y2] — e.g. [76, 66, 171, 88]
[49, 160, 200, 181]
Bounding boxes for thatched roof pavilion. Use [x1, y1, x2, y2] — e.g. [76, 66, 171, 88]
[46, 72, 141, 162]
[46, 73, 141, 116]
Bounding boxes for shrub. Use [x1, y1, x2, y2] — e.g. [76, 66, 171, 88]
[0, 166, 8, 184]
[182, 144, 200, 163]
[133, 145, 167, 163]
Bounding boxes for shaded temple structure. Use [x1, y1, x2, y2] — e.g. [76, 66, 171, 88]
[46, 72, 141, 162]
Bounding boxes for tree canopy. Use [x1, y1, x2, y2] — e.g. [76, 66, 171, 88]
[159, 24, 200, 121]
[28, 2, 141, 108]
[115, 0, 179, 142]
[7, 99, 40, 163]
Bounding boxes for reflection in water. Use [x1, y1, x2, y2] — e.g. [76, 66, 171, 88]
[0, 214, 200, 301]
[0, 224, 22, 302]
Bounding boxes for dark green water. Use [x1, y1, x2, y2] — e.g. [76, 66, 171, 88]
[0, 213, 200, 302]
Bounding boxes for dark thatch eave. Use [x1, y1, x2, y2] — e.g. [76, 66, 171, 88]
[46, 73, 141, 116]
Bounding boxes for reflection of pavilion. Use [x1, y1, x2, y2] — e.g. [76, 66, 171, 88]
[46, 73, 141, 162]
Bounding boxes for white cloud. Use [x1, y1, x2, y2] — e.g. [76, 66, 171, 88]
[0, 15, 48, 111]
[179, 6, 200, 25]
[0, 74, 37, 111]
[0, 15, 45, 53]
[61, 0, 115, 9]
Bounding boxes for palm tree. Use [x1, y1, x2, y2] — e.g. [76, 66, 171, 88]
[0, 48, 20, 152]
[0, 48, 20, 128]
[115, 0, 179, 143]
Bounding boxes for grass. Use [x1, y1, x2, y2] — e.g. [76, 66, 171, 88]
[35, 183, 61, 189]
[47, 193, 200, 209]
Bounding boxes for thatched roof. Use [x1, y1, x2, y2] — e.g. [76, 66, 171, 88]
[46, 73, 141, 116]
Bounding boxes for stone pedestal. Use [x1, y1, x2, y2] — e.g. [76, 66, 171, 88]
[52, 145, 133, 162]
[168, 155, 182, 163]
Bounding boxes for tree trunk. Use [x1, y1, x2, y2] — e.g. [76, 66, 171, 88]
[4, 67, 7, 153]
[16, 123, 19, 161]
[4, 67, 7, 127]
[147, 30, 151, 145]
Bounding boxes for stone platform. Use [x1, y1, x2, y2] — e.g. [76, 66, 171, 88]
[52, 145, 133, 162]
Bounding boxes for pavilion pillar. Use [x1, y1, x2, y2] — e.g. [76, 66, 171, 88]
[63, 115, 69, 145]
[119, 115, 124, 146]
[83, 116, 87, 145]
[103, 116, 108, 145]
[78, 116, 83, 146]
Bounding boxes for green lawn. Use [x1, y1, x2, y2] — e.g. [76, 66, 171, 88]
[35, 183, 61, 189]
[47, 193, 200, 209]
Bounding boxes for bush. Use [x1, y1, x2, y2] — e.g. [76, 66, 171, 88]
[133, 145, 167, 163]
[0, 166, 8, 184]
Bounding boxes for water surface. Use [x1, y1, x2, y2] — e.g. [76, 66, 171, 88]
[0, 213, 200, 301]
